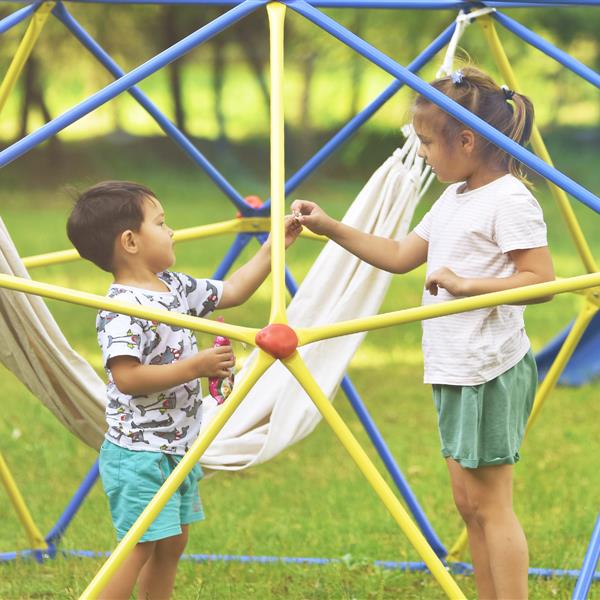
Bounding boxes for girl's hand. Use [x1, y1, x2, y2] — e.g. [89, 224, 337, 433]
[425, 267, 466, 297]
[290, 199, 333, 236]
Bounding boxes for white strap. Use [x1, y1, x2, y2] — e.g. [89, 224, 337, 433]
[436, 7, 497, 79]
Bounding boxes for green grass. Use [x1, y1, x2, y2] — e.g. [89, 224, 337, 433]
[1, 137, 599, 598]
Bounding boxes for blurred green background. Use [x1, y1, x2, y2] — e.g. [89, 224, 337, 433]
[1, 3, 599, 599]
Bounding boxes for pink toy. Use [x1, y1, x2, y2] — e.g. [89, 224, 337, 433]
[208, 317, 235, 405]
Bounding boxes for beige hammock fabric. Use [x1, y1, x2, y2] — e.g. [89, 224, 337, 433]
[201, 133, 430, 470]
[0, 218, 106, 449]
[0, 129, 429, 466]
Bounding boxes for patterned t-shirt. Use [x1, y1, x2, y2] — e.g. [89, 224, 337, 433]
[96, 271, 223, 454]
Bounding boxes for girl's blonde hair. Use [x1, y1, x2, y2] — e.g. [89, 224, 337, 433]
[414, 66, 535, 183]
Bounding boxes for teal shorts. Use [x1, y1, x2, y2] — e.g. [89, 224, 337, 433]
[99, 440, 204, 542]
[432, 350, 537, 469]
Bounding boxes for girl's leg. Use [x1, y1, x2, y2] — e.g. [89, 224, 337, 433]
[446, 458, 497, 600]
[98, 541, 156, 600]
[138, 525, 189, 600]
[462, 464, 529, 600]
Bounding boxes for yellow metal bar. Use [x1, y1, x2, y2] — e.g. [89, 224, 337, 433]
[22, 219, 262, 269]
[0, 273, 257, 345]
[526, 301, 597, 434]
[283, 352, 466, 599]
[0, 2, 55, 116]
[297, 272, 600, 346]
[0, 452, 47, 550]
[446, 300, 598, 561]
[80, 351, 275, 599]
[267, 2, 288, 325]
[445, 529, 468, 564]
[478, 15, 598, 274]
[21, 219, 323, 270]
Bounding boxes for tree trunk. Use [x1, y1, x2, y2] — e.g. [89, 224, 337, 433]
[348, 11, 365, 119]
[212, 35, 228, 144]
[163, 8, 187, 134]
[19, 56, 54, 145]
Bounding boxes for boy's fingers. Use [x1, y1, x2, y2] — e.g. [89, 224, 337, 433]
[214, 345, 232, 354]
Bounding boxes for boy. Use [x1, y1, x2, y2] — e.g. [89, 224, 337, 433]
[67, 180, 301, 599]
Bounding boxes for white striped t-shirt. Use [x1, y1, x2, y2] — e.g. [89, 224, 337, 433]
[413, 174, 548, 386]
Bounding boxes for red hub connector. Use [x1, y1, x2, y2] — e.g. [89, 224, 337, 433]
[255, 323, 298, 359]
[236, 195, 263, 218]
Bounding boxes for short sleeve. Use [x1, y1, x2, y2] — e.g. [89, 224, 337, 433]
[494, 192, 547, 253]
[171, 272, 224, 318]
[97, 310, 145, 367]
[413, 208, 432, 242]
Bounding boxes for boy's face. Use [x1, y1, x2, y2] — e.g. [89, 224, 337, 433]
[136, 196, 175, 273]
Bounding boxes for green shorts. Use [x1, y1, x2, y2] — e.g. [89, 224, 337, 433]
[99, 440, 204, 542]
[432, 350, 537, 469]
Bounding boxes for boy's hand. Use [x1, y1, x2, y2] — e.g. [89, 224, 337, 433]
[284, 214, 303, 248]
[290, 200, 332, 236]
[425, 267, 465, 297]
[194, 346, 235, 378]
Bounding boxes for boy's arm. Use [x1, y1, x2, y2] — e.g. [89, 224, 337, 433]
[218, 216, 302, 309]
[109, 347, 234, 396]
[291, 200, 428, 274]
[425, 246, 555, 303]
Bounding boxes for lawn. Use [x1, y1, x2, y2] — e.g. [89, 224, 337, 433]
[0, 134, 599, 599]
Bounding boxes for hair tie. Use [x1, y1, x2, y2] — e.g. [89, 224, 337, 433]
[501, 85, 515, 101]
[451, 70, 464, 85]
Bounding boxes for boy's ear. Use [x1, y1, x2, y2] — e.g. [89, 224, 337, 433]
[459, 129, 476, 154]
[119, 229, 138, 255]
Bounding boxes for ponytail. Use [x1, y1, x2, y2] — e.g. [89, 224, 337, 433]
[505, 91, 534, 182]
[413, 66, 536, 184]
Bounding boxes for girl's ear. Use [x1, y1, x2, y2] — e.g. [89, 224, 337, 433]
[459, 129, 476, 155]
[119, 230, 138, 255]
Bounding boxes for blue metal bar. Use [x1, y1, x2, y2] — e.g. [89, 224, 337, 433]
[53, 4, 249, 213]
[0, 2, 38, 35]
[275, 246, 445, 556]
[211, 233, 253, 279]
[257, 20, 456, 213]
[494, 12, 600, 91]
[288, 0, 600, 215]
[0, 0, 266, 168]
[572, 513, 600, 600]
[7, 1, 600, 7]
[44, 460, 99, 547]
[340, 376, 447, 557]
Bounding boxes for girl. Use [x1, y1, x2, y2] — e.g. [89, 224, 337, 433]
[292, 66, 554, 599]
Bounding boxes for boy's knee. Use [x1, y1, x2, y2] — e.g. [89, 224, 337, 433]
[155, 530, 188, 560]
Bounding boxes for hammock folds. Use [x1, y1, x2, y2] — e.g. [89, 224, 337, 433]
[0, 130, 429, 468]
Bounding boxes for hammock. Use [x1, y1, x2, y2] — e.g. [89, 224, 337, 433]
[0, 128, 430, 468]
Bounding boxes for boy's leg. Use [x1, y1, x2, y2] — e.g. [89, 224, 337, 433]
[462, 463, 529, 600]
[138, 525, 189, 600]
[98, 541, 156, 600]
[446, 458, 497, 600]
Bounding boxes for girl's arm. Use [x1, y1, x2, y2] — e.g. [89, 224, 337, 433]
[426, 246, 555, 303]
[108, 348, 234, 396]
[291, 199, 428, 274]
[218, 216, 302, 309]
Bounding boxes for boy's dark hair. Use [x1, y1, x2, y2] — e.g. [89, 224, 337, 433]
[66, 180, 156, 272]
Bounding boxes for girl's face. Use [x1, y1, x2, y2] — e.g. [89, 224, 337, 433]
[413, 106, 476, 184]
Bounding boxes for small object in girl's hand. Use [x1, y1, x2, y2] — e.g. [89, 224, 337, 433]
[292, 210, 302, 221]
